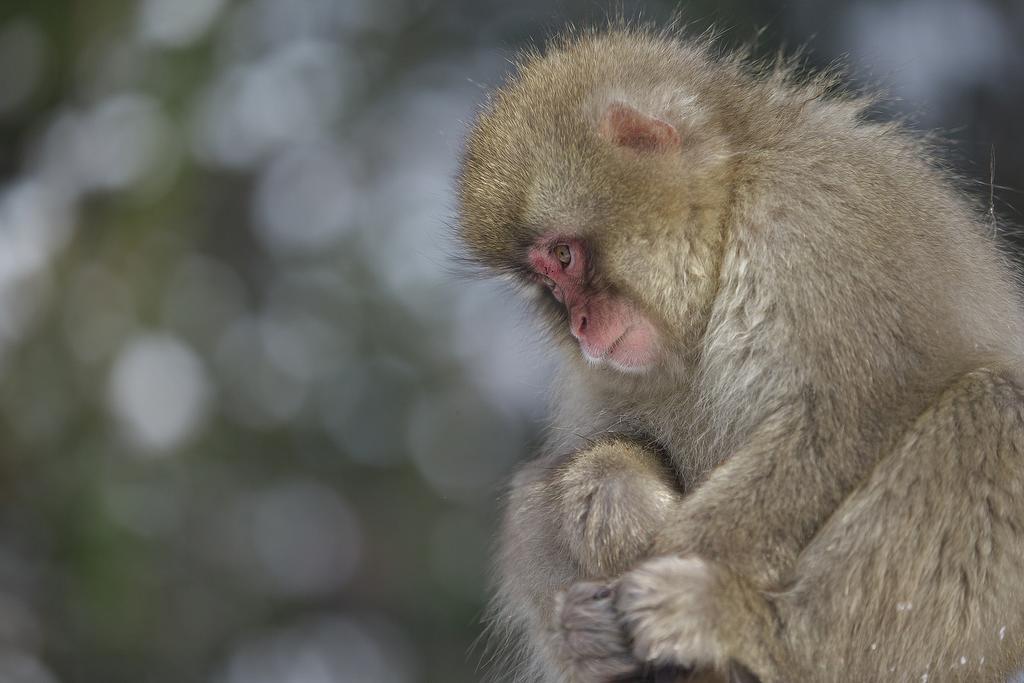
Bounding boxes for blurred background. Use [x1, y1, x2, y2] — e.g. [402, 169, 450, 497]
[0, 0, 1021, 681]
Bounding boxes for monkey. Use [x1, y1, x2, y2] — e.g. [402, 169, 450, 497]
[457, 24, 1024, 683]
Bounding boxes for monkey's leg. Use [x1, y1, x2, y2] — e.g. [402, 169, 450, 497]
[494, 439, 685, 682]
[776, 369, 1024, 681]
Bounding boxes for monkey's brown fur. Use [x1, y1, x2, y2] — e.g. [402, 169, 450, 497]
[458, 25, 1024, 683]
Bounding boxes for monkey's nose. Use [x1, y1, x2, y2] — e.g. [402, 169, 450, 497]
[571, 310, 588, 339]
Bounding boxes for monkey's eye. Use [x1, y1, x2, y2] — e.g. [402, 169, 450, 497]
[553, 244, 572, 267]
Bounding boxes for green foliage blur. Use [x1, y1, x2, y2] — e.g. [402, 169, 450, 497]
[0, 0, 1020, 682]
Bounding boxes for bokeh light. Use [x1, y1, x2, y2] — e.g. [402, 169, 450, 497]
[0, 0, 1021, 681]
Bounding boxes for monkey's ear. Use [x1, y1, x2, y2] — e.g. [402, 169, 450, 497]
[598, 103, 680, 153]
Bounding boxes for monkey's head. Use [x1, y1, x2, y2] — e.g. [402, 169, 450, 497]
[457, 30, 737, 375]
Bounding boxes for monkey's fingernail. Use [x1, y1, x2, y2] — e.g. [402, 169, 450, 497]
[592, 587, 612, 600]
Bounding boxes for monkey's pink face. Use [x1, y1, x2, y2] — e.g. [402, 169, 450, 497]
[528, 236, 659, 373]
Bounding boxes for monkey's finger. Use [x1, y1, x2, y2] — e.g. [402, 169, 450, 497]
[572, 653, 641, 682]
[558, 581, 640, 678]
[652, 664, 696, 682]
[559, 581, 619, 630]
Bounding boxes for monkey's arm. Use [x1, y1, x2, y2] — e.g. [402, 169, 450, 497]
[493, 438, 684, 681]
[562, 369, 1024, 682]
[650, 402, 841, 586]
[554, 408, 817, 682]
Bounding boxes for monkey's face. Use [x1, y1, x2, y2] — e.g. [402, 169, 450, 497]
[458, 36, 736, 374]
[527, 235, 660, 372]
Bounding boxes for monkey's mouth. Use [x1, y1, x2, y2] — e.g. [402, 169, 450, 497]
[579, 325, 631, 363]
[578, 321, 658, 373]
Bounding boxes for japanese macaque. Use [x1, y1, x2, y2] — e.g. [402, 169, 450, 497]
[456, 25, 1024, 683]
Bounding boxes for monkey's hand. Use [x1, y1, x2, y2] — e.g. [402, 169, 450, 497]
[494, 439, 683, 679]
[614, 556, 783, 682]
[553, 440, 683, 578]
[556, 580, 638, 681]
[556, 578, 707, 683]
